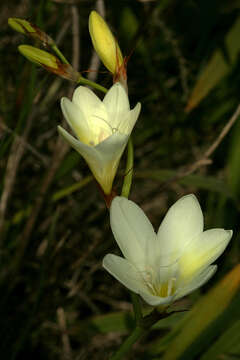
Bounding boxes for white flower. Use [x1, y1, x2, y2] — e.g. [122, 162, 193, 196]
[103, 195, 232, 306]
[58, 82, 141, 194]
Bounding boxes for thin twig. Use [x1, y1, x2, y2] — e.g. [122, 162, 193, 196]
[57, 307, 72, 360]
[159, 103, 240, 190]
[14, 9, 80, 267]
[154, 14, 189, 100]
[0, 120, 49, 166]
[0, 112, 34, 236]
[204, 104, 240, 158]
[71, 5, 80, 71]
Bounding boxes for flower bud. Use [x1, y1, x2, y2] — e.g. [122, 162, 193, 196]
[18, 45, 58, 69]
[89, 11, 123, 75]
[8, 18, 54, 46]
[18, 45, 80, 81]
[8, 18, 35, 35]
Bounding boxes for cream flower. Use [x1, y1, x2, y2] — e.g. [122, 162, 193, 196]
[58, 82, 141, 194]
[103, 195, 232, 306]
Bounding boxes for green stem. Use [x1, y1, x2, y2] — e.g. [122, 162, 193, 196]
[48, 42, 108, 94]
[131, 292, 142, 324]
[121, 137, 134, 198]
[77, 76, 107, 93]
[51, 43, 70, 65]
[110, 309, 169, 360]
[109, 326, 146, 360]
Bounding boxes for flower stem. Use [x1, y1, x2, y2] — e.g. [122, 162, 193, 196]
[131, 292, 142, 324]
[77, 76, 107, 93]
[109, 309, 169, 360]
[50, 43, 108, 94]
[121, 137, 134, 198]
[109, 326, 146, 360]
[51, 43, 70, 65]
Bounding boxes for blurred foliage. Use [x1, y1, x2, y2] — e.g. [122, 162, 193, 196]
[1, 0, 240, 359]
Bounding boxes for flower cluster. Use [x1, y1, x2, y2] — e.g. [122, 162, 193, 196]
[10, 10, 233, 309]
[57, 11, 232, 306]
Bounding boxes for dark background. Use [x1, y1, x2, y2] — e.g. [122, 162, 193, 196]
[0, 0, 240, 359]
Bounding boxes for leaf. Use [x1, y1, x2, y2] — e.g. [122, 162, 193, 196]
[135, 169, 233, 198]
[200, 320, 240, 360]
[75, 311, 184, 337]
[52, 175, 93, 201]
[185, 17, 240, 112]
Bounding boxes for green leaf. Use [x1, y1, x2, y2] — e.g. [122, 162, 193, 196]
[54, 150, 81, 181]
[52, 175, 93, 201]
[135, 169, 233, 198]
[186, 17, 240, 112]
[200, 320, 240, 360]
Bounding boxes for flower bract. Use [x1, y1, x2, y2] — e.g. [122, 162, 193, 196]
[103, 195, 232, 306]
[58, 82, 141, 194]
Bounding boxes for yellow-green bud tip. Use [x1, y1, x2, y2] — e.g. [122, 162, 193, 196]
[89, 11, 123, 74]
[8, 18, 35, 35]
[18, 45, 59, 69]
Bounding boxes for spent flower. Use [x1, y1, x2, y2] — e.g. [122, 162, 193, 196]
[58, 82, 141, 194]
[103, 195, 232, 306]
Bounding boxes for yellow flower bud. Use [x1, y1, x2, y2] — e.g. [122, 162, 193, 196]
[18, 45, 80, 82]
[8, 18, 35, 35]
[18, 45, 59, 69]
[89, 11, 123, 74]
[8, 18, 54, 46]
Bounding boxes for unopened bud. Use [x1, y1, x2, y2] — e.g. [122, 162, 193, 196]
[89, 11, 123, 75]
[8, 18, 54, 46]
[19, 45, 58, 68]
[18, 45, 80, 82]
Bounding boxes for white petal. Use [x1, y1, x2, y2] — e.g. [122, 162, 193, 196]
[103, 254, 174, 307]
[139, 290, 174, 307]
[157, 194, 204, 266]
[178, 229, 232, 280]
[72, 86, 111, 144]
[58, 127, 127, 194]
[103, 254, 148, 294]
[95, 132, 128, 164]
[72, 86, 102, 117]
[118, 102, 141, 134]
[110, 197, 156, 270]
[175, 265, 217, 300]
[61, 98, 90, 144]
[103, 82, 130, 116]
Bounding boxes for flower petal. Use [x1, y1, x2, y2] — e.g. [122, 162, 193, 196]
[103, 254, 148, 294]
[72, 86, 111, 144]
[139, 290, 174, 307]
[110, 197, 156, 270]
[72, 86, 102, 117]
[157, 194, 204, 266]
[103, 82, 130, 118]
[178, 229, 232, 280]
[175, 265, 217, 300]
[61, 98, 90, 144]
[118, 102, 141, 134]
[58, 127, 128, 194]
